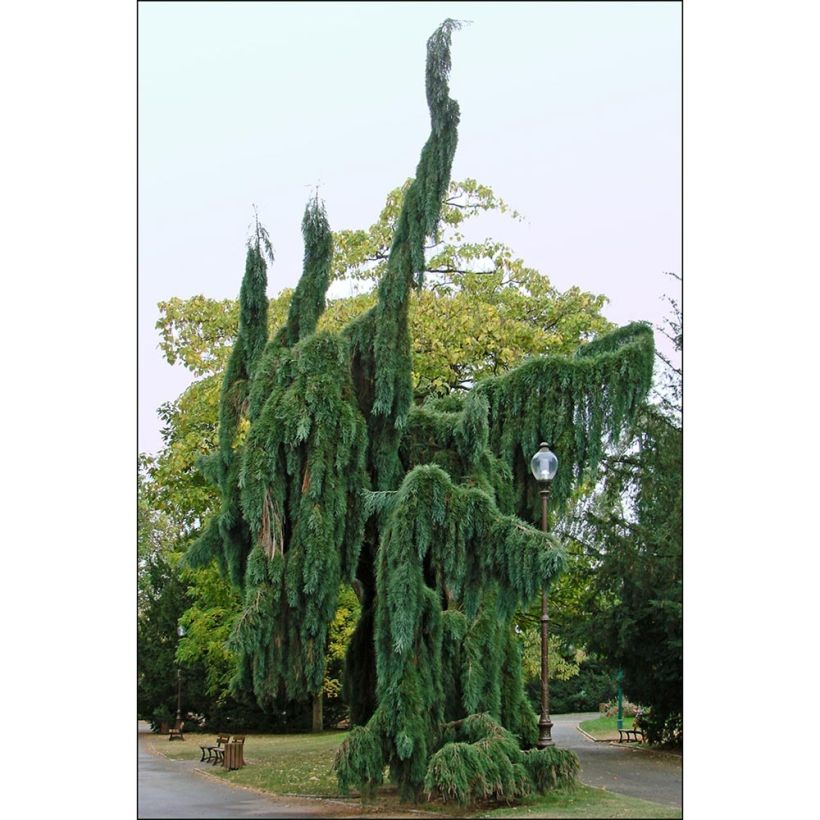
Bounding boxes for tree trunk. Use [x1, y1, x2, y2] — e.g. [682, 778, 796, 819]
[344, 529, 379, 726]
[312, 692, 323, 732]
[344, 602, 378, 725]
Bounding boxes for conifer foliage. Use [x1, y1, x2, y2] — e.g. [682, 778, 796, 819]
[187, 19, 654, 805]
[187, 216, 273, 587]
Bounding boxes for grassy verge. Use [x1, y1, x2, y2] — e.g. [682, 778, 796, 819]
[480, 785, 681, 819]
[150, 732, 678, 818]
[578, 715, 634, 741]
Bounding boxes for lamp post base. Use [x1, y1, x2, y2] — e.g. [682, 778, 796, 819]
[536, 718, 555, 749]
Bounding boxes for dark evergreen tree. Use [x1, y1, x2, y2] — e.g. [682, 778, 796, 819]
[137, 551, 208, 727]
[566, 292, 682, 744]
[187, 19, 655, 803]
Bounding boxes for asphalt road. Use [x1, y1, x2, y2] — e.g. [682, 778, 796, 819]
[552, 712, 682, 809]
[138, 715, 681, 817]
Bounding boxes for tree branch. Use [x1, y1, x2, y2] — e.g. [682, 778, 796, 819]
[426, 266, 500, 276]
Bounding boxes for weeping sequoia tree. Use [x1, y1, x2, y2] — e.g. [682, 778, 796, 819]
[186, 20, 654, 805]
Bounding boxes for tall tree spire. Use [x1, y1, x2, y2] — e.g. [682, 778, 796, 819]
[370, 18, 463, 424]
[284, 195, 333, 346]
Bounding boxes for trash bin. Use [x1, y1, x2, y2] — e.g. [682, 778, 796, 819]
[222, 741, 244, 770]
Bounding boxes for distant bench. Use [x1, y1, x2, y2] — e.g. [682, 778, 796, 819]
[617, 712, 646, 743]
[617, 725, 645, 743]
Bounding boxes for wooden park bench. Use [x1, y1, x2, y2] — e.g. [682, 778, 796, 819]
[617, 725, 645, 743]
[200, 734, 230, 763]
[617, 711, 646, 743]
[168, 720, 185, 741]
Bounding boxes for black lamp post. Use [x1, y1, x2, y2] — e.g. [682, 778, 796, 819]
[530, 442, 558, 749]
[175, 624, 186, 726]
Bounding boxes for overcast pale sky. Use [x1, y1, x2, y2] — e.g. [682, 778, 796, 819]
[139, 0, 681, 454]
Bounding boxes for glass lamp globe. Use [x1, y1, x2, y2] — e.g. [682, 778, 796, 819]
[530, 443, 558, 482]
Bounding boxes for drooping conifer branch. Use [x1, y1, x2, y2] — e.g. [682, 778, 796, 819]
[475, 321, 655, 519]
[424, 715, 579, 805]
[424, 714, 530, 805]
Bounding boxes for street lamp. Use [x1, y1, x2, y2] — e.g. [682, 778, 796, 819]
[176, 625, 186, 726]
[530, 442, 558, 749]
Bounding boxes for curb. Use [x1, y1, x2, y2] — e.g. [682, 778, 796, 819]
[575, 725, 682, 758]
[576, 725, 611, 743]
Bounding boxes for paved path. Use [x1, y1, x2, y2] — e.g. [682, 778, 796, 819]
[551, 712, 682, 809]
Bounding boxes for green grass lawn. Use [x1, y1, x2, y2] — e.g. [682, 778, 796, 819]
[578, 715, 635, 741]
[210, 731, 348, 796]
[480, 785, 681, 819]
[151, 731, 678, 818]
